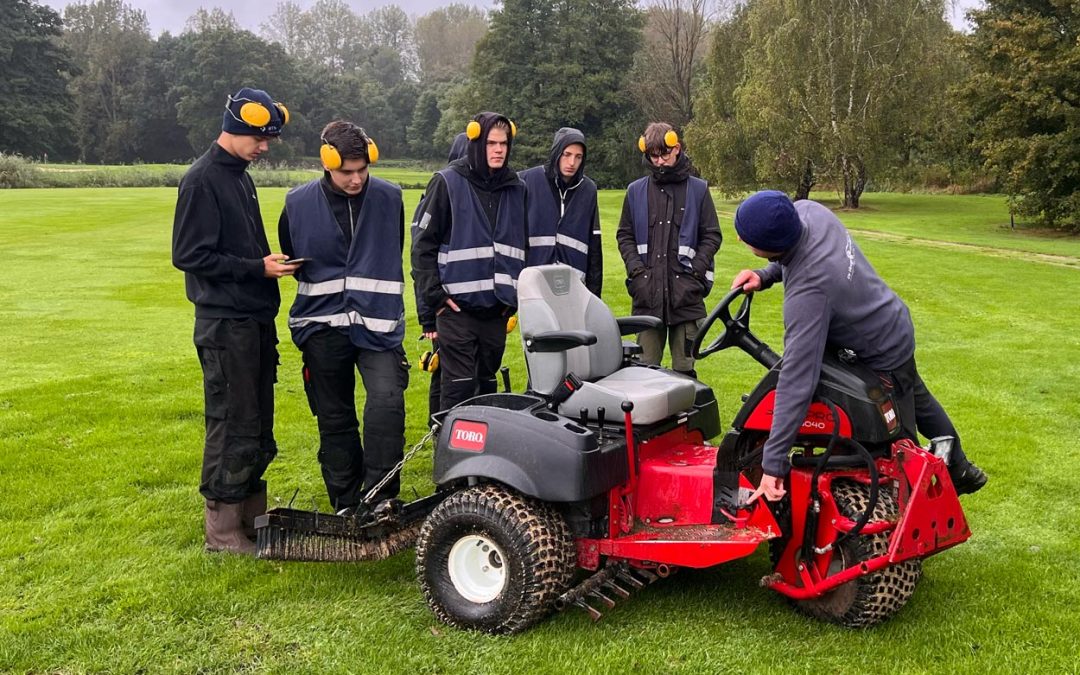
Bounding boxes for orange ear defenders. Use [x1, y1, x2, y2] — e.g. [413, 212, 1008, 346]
[466, 118, 518, 141]
[419, 347, 440, 373]
[228, 94, 289, 129]
[637, 129, 679, 153]
[320, 128, 379, 171]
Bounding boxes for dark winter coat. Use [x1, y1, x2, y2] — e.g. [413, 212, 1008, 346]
[615, 153, 722, 324]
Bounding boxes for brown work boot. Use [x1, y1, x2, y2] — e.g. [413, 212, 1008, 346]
[205, 499, 257, 555]
[241, 483, 267, 541]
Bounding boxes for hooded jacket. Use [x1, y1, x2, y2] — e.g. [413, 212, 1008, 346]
[411, 114, 528, 328]
[616, 152, 722, 324]
[519, 127, 603, 296]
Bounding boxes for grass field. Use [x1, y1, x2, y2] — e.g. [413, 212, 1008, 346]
[1, 186, 1079, 673]
[16, 162, 438, 189]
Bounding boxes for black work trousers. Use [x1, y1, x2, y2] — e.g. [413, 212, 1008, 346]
[301, 328, 408, 510]
[882, 356, 970, 468]
[195, 317, 279, 503]
[435, 309, 506, 411]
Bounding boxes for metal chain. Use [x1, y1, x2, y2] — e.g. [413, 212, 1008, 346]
[361, 428, 436, 505]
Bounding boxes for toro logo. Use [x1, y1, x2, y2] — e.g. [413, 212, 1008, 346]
[449, 420, 488, 452]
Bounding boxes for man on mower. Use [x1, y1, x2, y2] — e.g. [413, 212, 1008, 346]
[278, 120, 409, 516]
[731, 190, 988, 502]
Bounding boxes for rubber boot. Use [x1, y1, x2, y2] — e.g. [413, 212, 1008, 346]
[205, 499, 257, 555]
[241, 481, 267, 541]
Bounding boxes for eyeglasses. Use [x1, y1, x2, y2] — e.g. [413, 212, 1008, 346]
[648, 148, 675, 159]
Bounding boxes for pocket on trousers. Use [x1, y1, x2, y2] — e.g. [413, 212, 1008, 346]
[302, 365, 318, 416]
[197, 346, 228, 420]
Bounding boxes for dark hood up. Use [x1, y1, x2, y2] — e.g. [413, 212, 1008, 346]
[447, 132, 468, 164]
[466, 111, 515, 181]
[544, 127, 587, 189]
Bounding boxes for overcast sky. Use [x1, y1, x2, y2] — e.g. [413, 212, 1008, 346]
[41, 0, 984, 37]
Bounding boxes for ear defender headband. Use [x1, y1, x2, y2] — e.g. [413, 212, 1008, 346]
[226, 94, 289, 130]
[637, 129, 680, 153]
[465, 118, 518, 141]
[320, 128, 379, 170]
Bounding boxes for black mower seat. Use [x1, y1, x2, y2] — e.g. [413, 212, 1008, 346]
[518, 265, 696, 425]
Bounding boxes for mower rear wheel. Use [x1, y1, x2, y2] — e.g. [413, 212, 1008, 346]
[415, 484, 575, 634]
[776, 479, 922, 628]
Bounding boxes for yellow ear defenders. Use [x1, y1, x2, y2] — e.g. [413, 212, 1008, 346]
[419, 347, 440, 373]
[465, 118, 518, 141]
[228, 95, 290, 129]
[320, 129, 379, 171]
[506, 316, 517, 334]
[638, 129, 680, 153]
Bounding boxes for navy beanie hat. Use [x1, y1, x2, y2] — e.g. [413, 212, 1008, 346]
[734, 190, 803, 253]
[222, 87, 287, 137]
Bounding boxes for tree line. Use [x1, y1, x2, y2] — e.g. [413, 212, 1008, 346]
[1, 0, 1077, 229]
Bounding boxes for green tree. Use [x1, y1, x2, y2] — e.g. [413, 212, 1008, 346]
[629, 0, 712, 128]
[467, 0, 644, 187]
[734, 0, 952, 206]
[414, 4, 489, 85]
[129, 33, 196, 162]
[684, 1, 756, 193]
[62, 0, 152, 162]
[0, 0, 76, 158]
[170, 24, 302, 158]
[961, 1, 1080, 229]
[408, 89, 443, 159]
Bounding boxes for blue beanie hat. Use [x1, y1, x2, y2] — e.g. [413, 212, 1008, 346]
[734, 190, 803, 253]
[222, 87, 288, 137]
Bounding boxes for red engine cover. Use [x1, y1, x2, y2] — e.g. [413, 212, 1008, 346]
[743, 390, 853, 436]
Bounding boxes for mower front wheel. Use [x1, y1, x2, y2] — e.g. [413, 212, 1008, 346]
[775, 479, 922, 628]
[415, 484, 575, 634]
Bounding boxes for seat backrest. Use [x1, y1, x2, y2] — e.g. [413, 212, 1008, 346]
[518, 265, 623, 395]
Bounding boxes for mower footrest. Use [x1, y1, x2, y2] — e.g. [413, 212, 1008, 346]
[588, 523, 774, 569]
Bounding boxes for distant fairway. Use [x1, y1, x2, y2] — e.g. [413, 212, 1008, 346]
[1, 187, 1078, 673]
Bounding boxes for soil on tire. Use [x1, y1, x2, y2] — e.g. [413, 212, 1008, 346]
[773, 479, 922, 628]
[415, 484, 575, 634]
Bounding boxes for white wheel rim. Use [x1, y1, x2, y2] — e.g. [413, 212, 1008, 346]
[447, 534, 507, 603]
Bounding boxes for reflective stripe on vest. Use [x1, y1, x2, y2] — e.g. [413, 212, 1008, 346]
[285, 178, 405, 349]
[438, 168, 527, 309]
[520, 165, 596, 277]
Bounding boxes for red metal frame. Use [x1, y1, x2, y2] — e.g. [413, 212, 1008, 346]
[768, 439, 970, 600]
[575, 420, 970, 602]
[579, 424, 779, 571]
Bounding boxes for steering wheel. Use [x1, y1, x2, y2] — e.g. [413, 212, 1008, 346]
[692, 287, 754, 359]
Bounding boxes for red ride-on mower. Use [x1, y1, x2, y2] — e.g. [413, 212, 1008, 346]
[255, 265, 971, 634]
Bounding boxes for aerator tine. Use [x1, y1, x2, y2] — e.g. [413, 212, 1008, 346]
[573, 599, 603, 622]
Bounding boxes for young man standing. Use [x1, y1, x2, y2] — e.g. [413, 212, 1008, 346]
[172, 87, 292, 555]
[520, 127, 603, 296]
[616, 122, 722, 377]
[413, 132, 468, 421]
[278, 120, 408, 515]
[730, 190, 988, 502]
[411, 112, 527, 411]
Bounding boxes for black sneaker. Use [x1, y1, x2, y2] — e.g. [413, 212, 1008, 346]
[950, 462, 988, 495]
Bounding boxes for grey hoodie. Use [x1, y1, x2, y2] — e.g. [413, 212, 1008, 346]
[755, 200, 915, 475]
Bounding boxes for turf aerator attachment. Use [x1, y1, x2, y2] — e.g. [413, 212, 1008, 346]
[254, 493, 445, 563]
